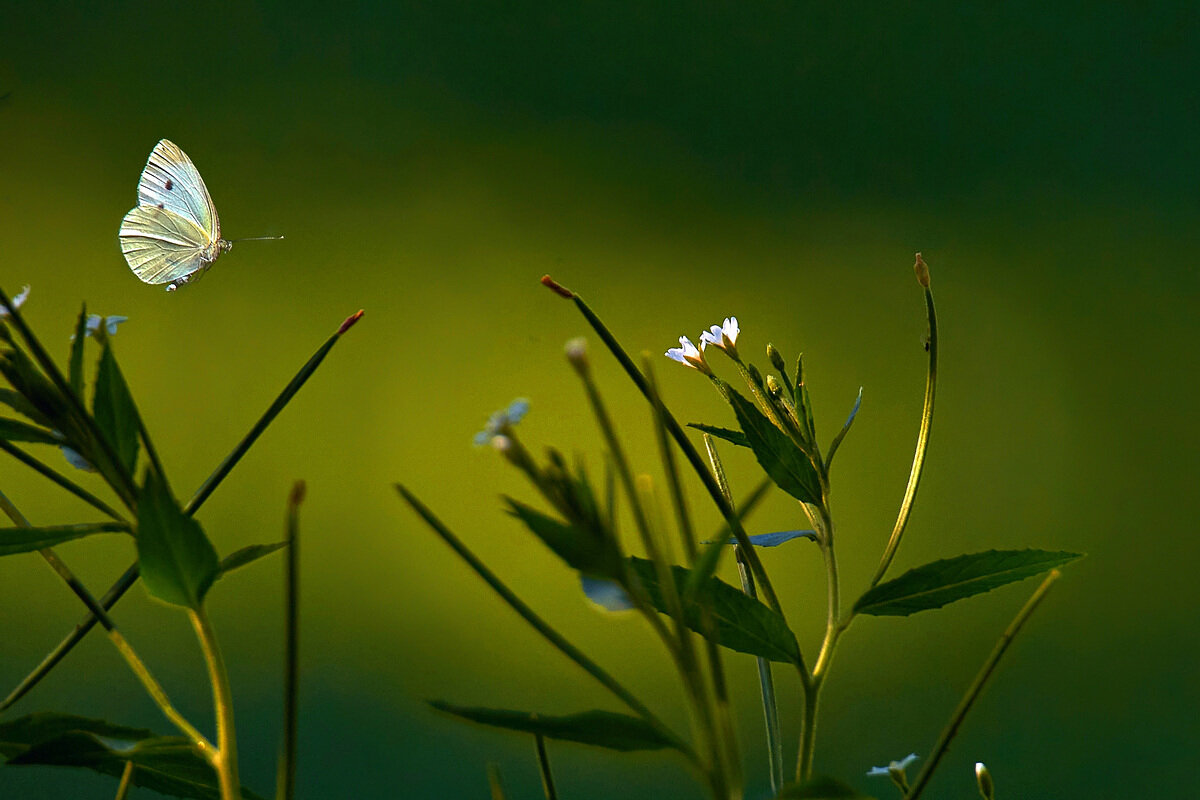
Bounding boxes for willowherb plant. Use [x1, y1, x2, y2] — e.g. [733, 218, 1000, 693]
[399, 255, 1082, 800]
[0, 284, 362, 800]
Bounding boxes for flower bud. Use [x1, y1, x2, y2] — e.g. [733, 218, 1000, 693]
[914, 252, 931, 288]
[565, 337, 589, 375]
[767, 343, 787, 374]
[975, 762, 994, 800]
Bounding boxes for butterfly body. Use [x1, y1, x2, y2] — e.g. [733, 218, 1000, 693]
[119, 139, 234, 291]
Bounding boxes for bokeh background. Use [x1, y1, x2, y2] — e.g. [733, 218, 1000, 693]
[1, 2, 1197, 798]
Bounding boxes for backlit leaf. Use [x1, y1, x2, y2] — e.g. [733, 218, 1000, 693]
[854, 549, 1084, 617]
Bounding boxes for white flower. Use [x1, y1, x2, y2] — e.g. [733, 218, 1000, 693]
[867, 753, 919, 777]
[665, 336, 711, 375]
[473, 398, 530, 446]
[699, 316, 739, 356]
[86, 315, 128, 337]
[72, 315, 129, 340]
[0, 285, 30, 317]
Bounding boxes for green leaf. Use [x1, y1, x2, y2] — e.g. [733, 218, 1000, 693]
[429, 701, 678, 752]
[628, 557, 802, 664]
[217, 541, 287, 578]
[724, 386, 822, 506]
[854, 549, 1084, 617]
[6, 731, 267, 800]
[505, 498, 620, 580]
[0, 388, 52, 428]
[137, 470, 220, 609]
[0, 712, 153, 760]
[0, 347, 71, 431]
[687, 423, 749, 448]
[69, 305, 87, 398]
[777, 775, 876, 799]
[92, 344, 139, 475]
[0, 522, 129, 557]
[0, 417, 62, 446]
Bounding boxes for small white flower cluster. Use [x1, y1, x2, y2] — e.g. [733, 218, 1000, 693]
[664, 316, 740, 374]
[867, 752, 918, 777]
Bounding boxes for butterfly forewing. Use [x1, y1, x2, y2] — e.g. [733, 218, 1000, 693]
[136, 139, 220, 241]
[120, 205, 216, 285]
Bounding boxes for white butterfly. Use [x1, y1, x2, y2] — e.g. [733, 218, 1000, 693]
[119, 139, 280, 292]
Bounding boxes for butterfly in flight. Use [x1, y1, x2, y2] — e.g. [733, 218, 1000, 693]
[119, 139, 281, 291]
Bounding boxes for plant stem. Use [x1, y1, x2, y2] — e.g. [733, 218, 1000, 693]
[870, 284, 937, 588]
[0, 312, 362, 712]
[114, 760, 135, 800]
[190, 607, 241, 800]
[0, 440, 127, 522]
[735, 552, 783, 795]
[276, 482, 304, 800]
[533, 734, 558, 800]
[905, 570, 1061, 800]
[796, 676, 822, 782]
[559, 288, 784, 621]
[0, 490, 216, 762]
[395, 484, 700, 768]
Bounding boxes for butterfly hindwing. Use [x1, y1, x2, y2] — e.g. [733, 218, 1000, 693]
[136, 139, 220, 241]
[119, 205, 216, 285]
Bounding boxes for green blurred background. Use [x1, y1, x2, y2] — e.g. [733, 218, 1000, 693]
[1, 2, 1197, 798]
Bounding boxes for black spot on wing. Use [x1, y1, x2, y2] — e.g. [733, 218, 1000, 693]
[164, 179, 173, 190]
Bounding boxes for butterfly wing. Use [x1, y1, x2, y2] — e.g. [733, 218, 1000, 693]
[136, 139, 220, 241]
[119, 205, 217, 285]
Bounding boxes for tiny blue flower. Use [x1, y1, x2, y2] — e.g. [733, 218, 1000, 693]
[868, 753, 919, 777]
[474, 398, 530, 446]
[581, 575, 634, 611]
[72, 315, 129, 340]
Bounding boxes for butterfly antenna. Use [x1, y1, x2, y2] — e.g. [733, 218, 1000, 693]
[229, 235, 285, 242]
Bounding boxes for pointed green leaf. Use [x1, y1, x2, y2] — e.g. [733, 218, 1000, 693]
[724, 387, 821, 505]
[777, 775, 876, 799]
[217, 541, 287, 578]
[0, 388, 52, 428]
[429, 702, 678, 752]
[628, 557, 802, 664]
[69, 305, 87, 397]
[0, 347, 71, 431]
[6, 731, 267, 800]
[0, 417, 62, 446]
[137, 471, 219, 609]
[0, 712, 154, 760]
[505, 498, 620, 579]
[92, 344, 139, 475]
[687, 423, 749, 448]
[0, 522, 129, 556]
[854, 549, 1084, 617]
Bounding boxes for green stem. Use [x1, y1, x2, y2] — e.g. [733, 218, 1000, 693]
[870, 286, 937, 588]
[190, 607, 240, 800]
[904, 570, 1061, 800]
[796, 676, 821, 782]
[533, 734, 558, 800]
[395, 484, 700, 768]
[110, 629, 217, 764]
[560, 290, 784, 621]
[276, 482, 303, 800]
[0, 440, 126, 522]
[0, 490, 215, 762]
[114, 760, 135, 800]
[0, 312, 362, 712]
[735, 552, 783, 795]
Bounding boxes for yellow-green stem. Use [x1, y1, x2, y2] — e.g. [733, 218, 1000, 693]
[190, 608, 240, 800]
[114, 760, 135, 800]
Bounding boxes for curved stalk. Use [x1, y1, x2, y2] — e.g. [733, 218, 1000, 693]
[190, 608, 240, 799]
